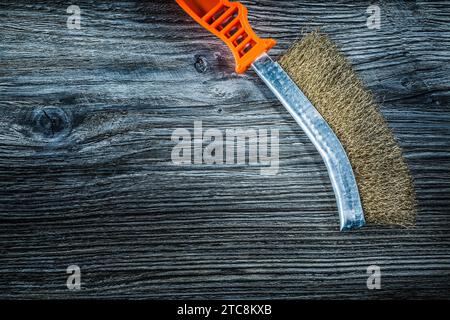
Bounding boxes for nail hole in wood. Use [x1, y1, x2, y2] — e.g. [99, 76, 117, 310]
[194, 55, 209, 73]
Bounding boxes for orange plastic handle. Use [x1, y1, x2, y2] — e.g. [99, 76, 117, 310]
[176, 0, 276, 74]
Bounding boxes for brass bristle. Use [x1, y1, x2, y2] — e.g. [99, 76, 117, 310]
[279, 31, 417, 226]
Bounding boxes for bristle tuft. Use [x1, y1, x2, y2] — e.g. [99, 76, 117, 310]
[278, 31, 417, 226]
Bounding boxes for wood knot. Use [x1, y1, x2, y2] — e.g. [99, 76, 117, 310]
[31, 107, 71, 140]
[401, 77, 411, 88]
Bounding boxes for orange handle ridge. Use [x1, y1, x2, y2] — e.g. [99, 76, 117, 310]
[176, 0, 276, 74]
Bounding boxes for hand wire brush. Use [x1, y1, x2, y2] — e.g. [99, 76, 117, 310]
[176, 0, 417, 231]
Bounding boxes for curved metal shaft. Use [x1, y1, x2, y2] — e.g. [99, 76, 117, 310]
[252, 53, 365, 231]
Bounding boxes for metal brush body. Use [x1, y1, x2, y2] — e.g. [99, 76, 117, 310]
[252, 53, 365, 230]
[176, 0, 370, 230]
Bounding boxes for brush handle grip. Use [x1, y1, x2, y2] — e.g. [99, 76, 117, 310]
[176, 0, 276, 73]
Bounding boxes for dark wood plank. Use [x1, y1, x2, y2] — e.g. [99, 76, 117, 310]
[0, 0, 449, 299]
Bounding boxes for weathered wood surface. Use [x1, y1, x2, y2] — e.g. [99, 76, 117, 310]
[0, 0, 449, 299]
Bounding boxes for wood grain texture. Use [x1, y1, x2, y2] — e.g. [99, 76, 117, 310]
[0, 0, 449, 299]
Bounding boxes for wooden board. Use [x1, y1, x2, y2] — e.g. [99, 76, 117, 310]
[0, 0, 449, 299]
